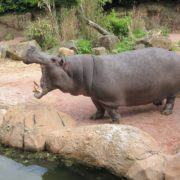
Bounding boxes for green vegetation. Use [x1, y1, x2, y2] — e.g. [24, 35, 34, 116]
[26, 18, 58, 50]
[0, 0, 175, 54]
[0, 0, 39, 14]
[133, 29, 146, 39]
[0, 0, 79, 14]
[160, 26, 170, 37]
[105, 10, 131, 37]
[178, 41, 180, 47]
[76, 39, 92, 54]
[112, 37, 135, 53]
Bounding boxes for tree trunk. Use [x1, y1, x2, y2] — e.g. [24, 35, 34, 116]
[77, 4, 112, 36]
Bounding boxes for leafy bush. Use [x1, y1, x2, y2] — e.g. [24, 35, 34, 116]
[26, 18, 58, 50]
[105, 10, 131, 37]
[160, 26, 170, 37]
[0, 0, 39, 14]
[0, 0, 79, 14]
[133, 29, 146, 38]
[112, 37, 135, 53]
[76, 39, 92, 54]
[178, 41, 180, 47]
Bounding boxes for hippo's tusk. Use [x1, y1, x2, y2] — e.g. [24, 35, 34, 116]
[33, 81, 40, 93]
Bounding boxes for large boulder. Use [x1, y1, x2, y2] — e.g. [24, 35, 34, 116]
[164, 152, 180, 180]
[0, 103, 76, 151]
[58, 47, 75, 56]
[136, 35, 172, 50]
[46, 124, 162, 178]
[93, 47, 107, 55]
[0, 111, 3, 126]
[0, 44, 8, 59]
[149, 36, 172, 50]
[126, 154, 165, 180]
[98, 35, 119, 51]
[6, 40, 41, 61]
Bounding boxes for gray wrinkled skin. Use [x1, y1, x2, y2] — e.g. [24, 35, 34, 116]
[23, 47, 180, 123]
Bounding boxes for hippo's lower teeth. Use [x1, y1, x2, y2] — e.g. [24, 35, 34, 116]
[33, 81, 41, 93]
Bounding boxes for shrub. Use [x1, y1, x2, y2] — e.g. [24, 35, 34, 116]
[178, 41, 180, 47]
[160, 26, 170, 37]
[0, 0, 39, 14]
[58, 8, 79, 41]
[105, 10, 131, 37]
[25, 18, 58, 50]
[76, 39, 92, 54]
[0, 0, 79, 14]
[112, 37, 135, 53]
[133, 29, 146, 38]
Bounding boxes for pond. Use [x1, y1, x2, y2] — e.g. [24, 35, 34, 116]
[0, 155, 124, 180]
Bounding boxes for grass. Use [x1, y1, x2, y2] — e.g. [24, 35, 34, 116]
[112, 37, 135, 53]
[133, 29, 146, 39]
[160, 26, 170, 37]
[76, 39, 92, 54]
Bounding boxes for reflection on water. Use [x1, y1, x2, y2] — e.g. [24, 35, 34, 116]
[0, 155, 47, 180]
[0, 155, 123, 180]
[43, 164, 122, 180]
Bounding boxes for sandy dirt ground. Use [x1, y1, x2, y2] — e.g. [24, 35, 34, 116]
[0, 34, 180, 154]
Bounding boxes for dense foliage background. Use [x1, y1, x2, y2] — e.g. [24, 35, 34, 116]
[0, 0, 179, 14]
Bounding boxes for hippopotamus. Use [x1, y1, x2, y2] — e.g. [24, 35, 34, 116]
[23, 47, 180, 123]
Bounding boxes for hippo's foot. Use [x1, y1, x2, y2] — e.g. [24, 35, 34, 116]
[107, 109, 121, 124]
[153, 100, 163, 106]
[90, 111, 105, 120]
[161, 109, 173, 115]
[112, 116, 121, 124]
[161, 96, 175, 116]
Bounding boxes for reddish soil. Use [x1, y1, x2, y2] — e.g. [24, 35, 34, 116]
[169, 33, 180, 43]
[0, 59, 179, 154]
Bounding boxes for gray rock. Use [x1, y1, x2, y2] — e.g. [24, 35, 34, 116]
[0, 44, 8, 59]
[6, 40, 41, 61]
[149, 36, 172, 50]
[93, 47, 107, 55]
[64, 40, 77, 52]
[98, 35, 119, 51]
[134, 43, 146, 49]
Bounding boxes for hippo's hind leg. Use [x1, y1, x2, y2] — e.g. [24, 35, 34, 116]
[90, 98, 105, 120]
[153, 100, 163, 106]
[106, 108, 121, 124]
[161, 95, 176, 115]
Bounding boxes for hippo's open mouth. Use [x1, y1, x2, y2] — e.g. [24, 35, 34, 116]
[33, 65, 49, 99]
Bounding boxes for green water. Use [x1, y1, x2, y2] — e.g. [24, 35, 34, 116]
[0, 155, 124, 180]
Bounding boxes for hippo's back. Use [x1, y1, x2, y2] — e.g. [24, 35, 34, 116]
[91, 48, 180, 106]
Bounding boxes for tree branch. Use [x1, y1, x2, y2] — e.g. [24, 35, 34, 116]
[77, 4, 112, 36]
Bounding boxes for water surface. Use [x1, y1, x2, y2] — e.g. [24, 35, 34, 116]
[0, 155, 123, 180]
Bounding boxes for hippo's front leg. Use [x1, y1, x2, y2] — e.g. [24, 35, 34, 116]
[90, 98, 105, 120]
